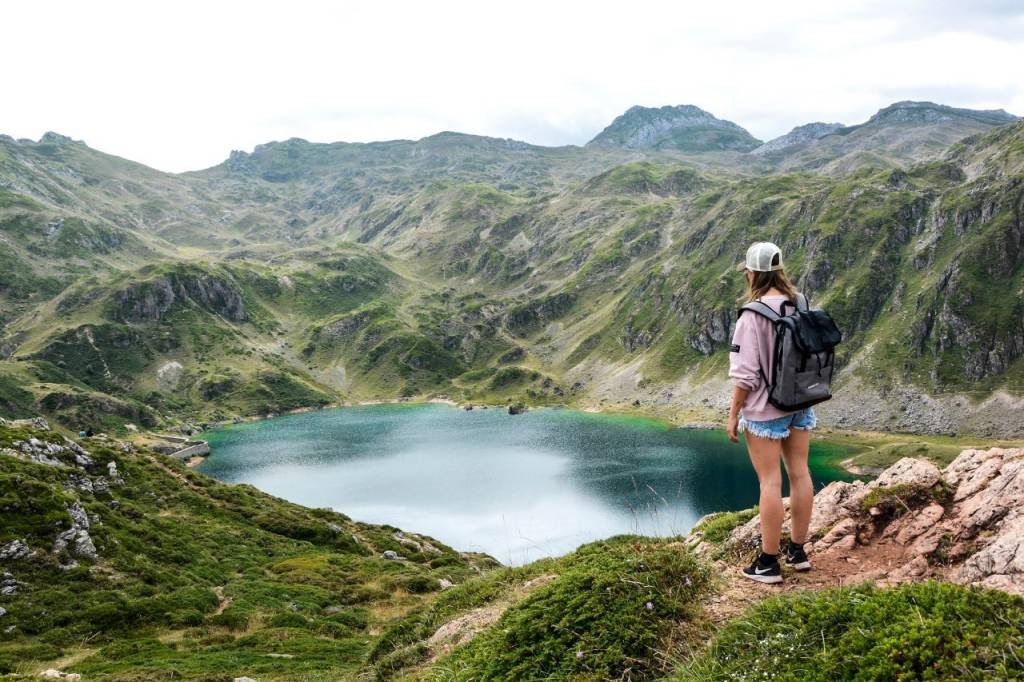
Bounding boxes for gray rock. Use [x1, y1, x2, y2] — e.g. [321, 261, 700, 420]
[53, 502, 98, 561]
[107, 460, 125, 485]
[874, 457, 942, 489]
[0, 539, 32, 562]
[381, 550, 402, 560]
[10, 416, 49, 431]
[0, 607, 6, 617]
[750, 121, 844, 155]
[157, 361, 184, 390]
[64, 474, 94, 494]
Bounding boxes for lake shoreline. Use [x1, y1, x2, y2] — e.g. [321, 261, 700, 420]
[198, 397, 1024, 478]
[196, 402, 860, 564]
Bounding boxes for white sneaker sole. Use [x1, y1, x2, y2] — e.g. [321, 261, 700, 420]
[787, 561, 812, 571]
[742, 570, 783, 584]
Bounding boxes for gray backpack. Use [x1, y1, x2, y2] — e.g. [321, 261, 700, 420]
[738, 294, 843, 411]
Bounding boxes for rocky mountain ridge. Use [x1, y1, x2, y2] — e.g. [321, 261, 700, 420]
[1, 105, 1023, 436]
[750, 121, 845, 155]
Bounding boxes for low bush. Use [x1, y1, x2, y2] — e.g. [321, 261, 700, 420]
[691, 507, 758, 544]
[432, 537, 711, 681]
[675, 581, 1024, 681]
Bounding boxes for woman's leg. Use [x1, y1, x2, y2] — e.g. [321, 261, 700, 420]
[745, 433, 785, 555]
[781, 428, 813, 544]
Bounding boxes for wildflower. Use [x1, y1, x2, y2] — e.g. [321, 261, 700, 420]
[645, 601, 654, 610]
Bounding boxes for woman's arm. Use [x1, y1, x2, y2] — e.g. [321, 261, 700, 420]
[727, 313, 758, 442]
[727, 385, 749, 443]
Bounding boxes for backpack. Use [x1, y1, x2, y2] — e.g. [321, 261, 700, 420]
[738, 293, 843, 411]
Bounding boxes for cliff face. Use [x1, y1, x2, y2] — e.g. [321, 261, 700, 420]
[112, 271, 248, 323]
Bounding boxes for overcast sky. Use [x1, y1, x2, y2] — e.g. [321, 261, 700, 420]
[4, 0, 1023, 172]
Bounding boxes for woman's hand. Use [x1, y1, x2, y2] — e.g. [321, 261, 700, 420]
[727, 385, 748, 443]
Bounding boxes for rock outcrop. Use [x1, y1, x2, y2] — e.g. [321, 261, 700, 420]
[112, 271, 247, 322]
[750, 122, 844, 156]
[52, 501, 99, 563]
[702, 448, 1024, 594]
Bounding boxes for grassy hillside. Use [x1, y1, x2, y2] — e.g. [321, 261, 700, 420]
[0, 420, 496, 679]
[1, 115, 1023, 436]
[4, 423, 1024, 680]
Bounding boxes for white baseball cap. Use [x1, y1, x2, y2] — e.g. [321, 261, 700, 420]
[739, 241, 783, 272]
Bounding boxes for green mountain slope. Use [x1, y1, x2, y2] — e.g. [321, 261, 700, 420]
[0, 419, 496, 678]
[1, 107, 1022, 436]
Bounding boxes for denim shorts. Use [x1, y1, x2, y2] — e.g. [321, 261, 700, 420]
[740, 407, 817, 440]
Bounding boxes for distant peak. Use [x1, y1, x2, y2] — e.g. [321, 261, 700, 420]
[866, 101, 1019, 126]
[750, 122, 844, 156]
[588, 104, 760, 152]
[39, 132, 85, 146]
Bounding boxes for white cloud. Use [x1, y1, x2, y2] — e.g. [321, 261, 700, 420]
[3, 0, 1022, 172]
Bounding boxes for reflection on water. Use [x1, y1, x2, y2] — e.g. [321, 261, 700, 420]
[200, 404, 854, 564]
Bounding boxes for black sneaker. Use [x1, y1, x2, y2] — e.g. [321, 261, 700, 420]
[785, 543, 812, 571]
[742, 556, 782, 584]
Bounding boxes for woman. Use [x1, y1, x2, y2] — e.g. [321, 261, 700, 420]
[727, 241, 814, 584]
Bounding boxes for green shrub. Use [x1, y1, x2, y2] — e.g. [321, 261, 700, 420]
[433, 537, 711, 681]
[691, 507, 758, 544]
[860, 483, 930, 514]
[266, 611, 309, 628]
[675, 581, 1024, 681]
[400, 575, 439, 594]
[207, 609, 249, 631]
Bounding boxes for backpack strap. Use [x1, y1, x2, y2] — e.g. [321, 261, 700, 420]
[780, 293, 809, 316]
[738, 301, 781, 322]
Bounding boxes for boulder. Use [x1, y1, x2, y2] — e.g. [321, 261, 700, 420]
[0, 539, 32, 562]
[157, 361, 184, 391]
[53, 502, 98, 561]
[11, 417, 50, 431]
[873, 457, 942, 489]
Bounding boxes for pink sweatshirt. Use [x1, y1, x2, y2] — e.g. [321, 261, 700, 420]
[728, 295, 793, 421]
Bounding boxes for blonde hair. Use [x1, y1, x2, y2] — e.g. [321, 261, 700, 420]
[745, 252, 797, 303]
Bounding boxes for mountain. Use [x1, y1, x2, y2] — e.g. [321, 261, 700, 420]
[586, 104, 762, 152]
[763, 100, 1020, 174]
[1, 105, 1023, 438]
[750, 121, 845, 155]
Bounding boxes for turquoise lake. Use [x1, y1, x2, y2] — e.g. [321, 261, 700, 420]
[200, 404, 855, 564]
